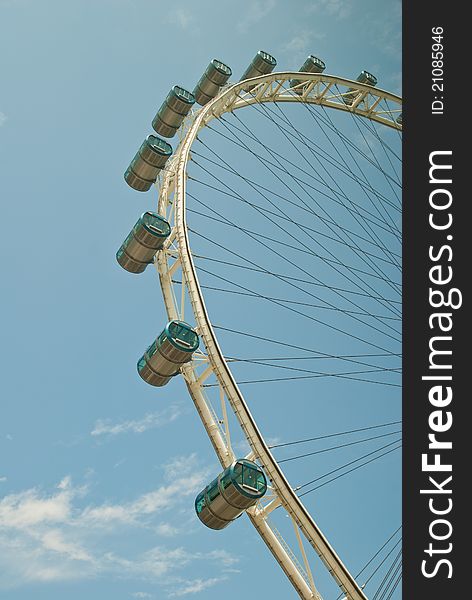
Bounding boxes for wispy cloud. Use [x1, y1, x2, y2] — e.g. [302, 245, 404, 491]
[282, 31, 326, 65]
[169, 577, 226, 597]
[0, 477, 6, 483]
[167, 7, 193, 30]
[0, 112, 6, 127]
[91, 405, 182, 437]
[307, 0, 352, 20]
[369, 3, 402, 59]
[0, 457, 232, 590]
[237, 0, 276, 33]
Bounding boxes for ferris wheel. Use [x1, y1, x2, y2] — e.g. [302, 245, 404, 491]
[116, 51, 402, 600]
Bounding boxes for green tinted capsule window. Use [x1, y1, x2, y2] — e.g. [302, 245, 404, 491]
[207, 480, 220, 502]
[212, 59, 232, 76]
[195, 492, 206, 514]
[147, 341, 158, 358]
[157, 331, 167, 347]
[220, 472, 232, 490]
[172, 86, 195, 104]
[141, 212, 171, 237]
[309, 56, 325, 70]
[166, 321, 199, 352]
[359, 71, 378, 86]
[259, 50, 276, 65]
[241, 464, 260, 492]
[147, 135, 173, 156]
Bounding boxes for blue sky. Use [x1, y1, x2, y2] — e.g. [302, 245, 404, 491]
[0, 1, 401, 598]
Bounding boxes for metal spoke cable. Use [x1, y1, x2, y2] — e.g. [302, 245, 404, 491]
[211, 114, 402, 300]
[297, 91, 402, 196]
[297, 438, 402, 495]
[333, 84, 401, 205]
[372, 550, 402, 600]
[189, 165, 400, 267]
[190, 228, 401, 328]
[194, 132, 400, 288]
[245, 103, 402, 293]
[189, 180, 400, 286]
[298, 443, 402, 496]
[189, 258, 400, 316]
[277, 430, 402, 464]
[272, 100, 401, 242]
[225, 356, 400, 377]
[241, 98, 402, 252]
[204, 372, 400, 387]
[189, 228, 400, 300]
[213, 324, 401, 367]
[269, 421, 401, 449]
[192, 248, 401, 308]
[360, 544, 402, 596]
[355, 111, 402, 183]
[190, 154, 402, 322]
[184, 231, 401, 306]
[202, 118, 400, 255]
[302, 102, 402, 248]
[218, 103, 401, 217]
[188, 164, 401, 266]
[383, 571, 402, 600]
[188, 214, 402, 332]
[334, 527, 402, 600]
[195, 283, 401, 322]
[222, 109, 402, 273]
[188, 196, 402, 332]
[292, 93, 401, 205]
[257, 101, 402, 248]
[241, 88, 402, 207]
[192, 242, 402, 349]
[195, 126, 401, 258]
[307, 89, 402, 192]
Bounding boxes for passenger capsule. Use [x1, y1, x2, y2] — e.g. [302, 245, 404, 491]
[290, 55, 326, 94]
[240, 50, 277, 90]
[116, 212, 171, 274]
[195, 459, 267, 530]
[137, 321, 199, 387]
[124, 135, 172, 192]
[396, 113, 403, 125]
[193, 59, 232, 106]
[152, 86, 196, 138]
[344, 70, 378, 105]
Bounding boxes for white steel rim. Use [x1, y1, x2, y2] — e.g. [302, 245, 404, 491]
[155, 71, 402, 600]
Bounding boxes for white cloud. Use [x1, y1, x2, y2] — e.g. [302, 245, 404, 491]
[237, 0, 276, 33]
[0, 477, 6, 483]
[0, 486, 73, 528]
[169, 577, 225, 597]
[91, 405, 182, 437]
[282, 31, 326, 64]
[167, 8, 193, 30]
[132, 593, 153, 599]
[163, 452, 199, 480]
[0, 457, 237, 591]
[155, 522, 180, 537]
[307, 0, 352, 20]
[0, 112, 6, 127]
[205, 549, 239, 568]
[40, 530, 92, 562]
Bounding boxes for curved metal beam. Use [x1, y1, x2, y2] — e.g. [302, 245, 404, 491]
[156, 72, 402, 600]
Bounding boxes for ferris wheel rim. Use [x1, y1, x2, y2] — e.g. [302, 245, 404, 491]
[156, 71, 402, 600]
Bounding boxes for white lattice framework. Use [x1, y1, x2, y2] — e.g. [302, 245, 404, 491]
[154, 72, 402, 600]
